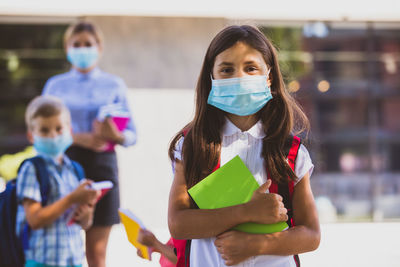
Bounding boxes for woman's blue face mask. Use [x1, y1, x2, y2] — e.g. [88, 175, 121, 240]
[207, 72, 273, 116]
[67, 47, 99, 70]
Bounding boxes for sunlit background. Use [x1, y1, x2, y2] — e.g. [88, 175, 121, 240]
[0, 1, 399, 266]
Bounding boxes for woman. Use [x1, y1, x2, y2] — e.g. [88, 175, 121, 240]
[42, 21, 137, 267]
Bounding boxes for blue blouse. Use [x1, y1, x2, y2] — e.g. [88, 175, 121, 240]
[42, 68, 137, 147]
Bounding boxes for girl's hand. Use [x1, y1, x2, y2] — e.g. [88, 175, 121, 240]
[73, 132, 108, 152]
[93, 118, 124, 144]
[245, 180, 288, 224]
[214, 230, 257, 266]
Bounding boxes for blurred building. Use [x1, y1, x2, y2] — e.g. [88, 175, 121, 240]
[0, 1, 399, 220]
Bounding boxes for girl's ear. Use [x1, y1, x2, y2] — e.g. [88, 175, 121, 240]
[27, 131, 34, 144]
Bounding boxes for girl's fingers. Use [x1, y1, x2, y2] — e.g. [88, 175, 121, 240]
[255, 180, 271, 194]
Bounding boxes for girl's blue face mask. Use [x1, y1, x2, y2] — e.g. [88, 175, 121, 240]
[67, 47, 99, 70]
[207, 72, 273, 116]
[33, 132, 73, 158]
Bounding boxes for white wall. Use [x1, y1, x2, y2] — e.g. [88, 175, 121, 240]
[117, 88, 195, 231]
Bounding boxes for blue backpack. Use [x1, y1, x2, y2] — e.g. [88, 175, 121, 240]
[0, 156, 84, 267]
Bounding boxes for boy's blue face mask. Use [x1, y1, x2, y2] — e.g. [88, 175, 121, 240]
[33, 132, 73, 158]
[207, 73, 273, 116]
[67, 47, 98, 69]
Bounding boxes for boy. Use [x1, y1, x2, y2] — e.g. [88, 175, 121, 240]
[16, 95, 99, 267]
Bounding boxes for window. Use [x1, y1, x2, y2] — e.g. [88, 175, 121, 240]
[0, 23, 69, 154]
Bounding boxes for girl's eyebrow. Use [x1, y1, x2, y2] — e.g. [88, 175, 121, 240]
[243, 60, 261, 65]
[217, 62, 234, 66]
[218, 60, 261, 66]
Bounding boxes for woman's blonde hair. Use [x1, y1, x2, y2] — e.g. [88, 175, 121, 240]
[63, 21, 104, 47]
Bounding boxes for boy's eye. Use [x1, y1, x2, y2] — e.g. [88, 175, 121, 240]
[84, 42, 93, 47]
[56, 126, 63, 133]
[73, 42, 81, 48]
[40, 128, 49, 134]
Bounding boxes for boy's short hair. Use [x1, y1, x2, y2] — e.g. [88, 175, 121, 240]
[25, 95, 71, 131]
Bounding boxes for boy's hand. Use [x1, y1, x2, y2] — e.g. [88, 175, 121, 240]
[136, 248, 144, 258]
[73, 203, 94, 230]
[69, 180, 100, 205]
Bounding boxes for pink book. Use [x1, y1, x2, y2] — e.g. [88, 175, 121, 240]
[104, 116, 130, 151]
[67, 181, 114, 226]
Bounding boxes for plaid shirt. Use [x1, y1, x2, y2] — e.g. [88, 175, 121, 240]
[16, 155, 84, 266]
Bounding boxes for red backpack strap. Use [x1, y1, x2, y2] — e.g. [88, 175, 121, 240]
[266, 136, 301, 225]
[267, 135, 301, 267]
[287, 135, 301, 197]
[267, 135, 300, 197]
[172, 238, 188, 267]
[182, 128, 189, 137]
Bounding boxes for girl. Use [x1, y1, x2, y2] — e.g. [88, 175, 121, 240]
[42, 21, 137, 267]
[168, 25, 320, 267]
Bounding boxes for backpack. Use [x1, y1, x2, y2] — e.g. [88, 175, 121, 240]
[0, 156, 84, 267]
[173, 134, 302, 267]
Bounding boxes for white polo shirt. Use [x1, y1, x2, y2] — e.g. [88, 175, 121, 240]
[174, 118, 314, 267]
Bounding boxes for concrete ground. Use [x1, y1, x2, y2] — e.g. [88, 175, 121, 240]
[89, 88, 400, 267]
[105, 222, 400, 267]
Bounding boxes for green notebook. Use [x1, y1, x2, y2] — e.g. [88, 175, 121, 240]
[188, 155, 288, 234]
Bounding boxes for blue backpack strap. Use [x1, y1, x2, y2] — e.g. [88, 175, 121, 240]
[18, 156, 51, 251]
[22, 156, 51, 206]
[70, 160, 85, 181]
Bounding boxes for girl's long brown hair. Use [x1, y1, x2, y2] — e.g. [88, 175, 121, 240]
[169, 25, 309, 190]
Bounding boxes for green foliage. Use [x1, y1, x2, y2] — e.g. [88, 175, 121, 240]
[260, 27, 311, 84]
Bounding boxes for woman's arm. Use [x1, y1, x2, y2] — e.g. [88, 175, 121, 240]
[214, 172, 320, 265]
[168, 161, 288, 239]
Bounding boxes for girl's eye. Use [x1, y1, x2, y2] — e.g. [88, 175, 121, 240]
[56, 126, 63, 133]
[221, 67, 234, 74]
[85, 42, 93, 47]
[247, 66, 258, 72]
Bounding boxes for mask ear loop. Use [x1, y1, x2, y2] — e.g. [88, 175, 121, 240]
[266, 68, 272, 89]
[266, 68, 272, 77]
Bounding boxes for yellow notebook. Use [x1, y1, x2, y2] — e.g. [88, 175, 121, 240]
[118, 208, 152, 260]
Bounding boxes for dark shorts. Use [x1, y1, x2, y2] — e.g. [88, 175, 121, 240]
[66, 146, 120, 226]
